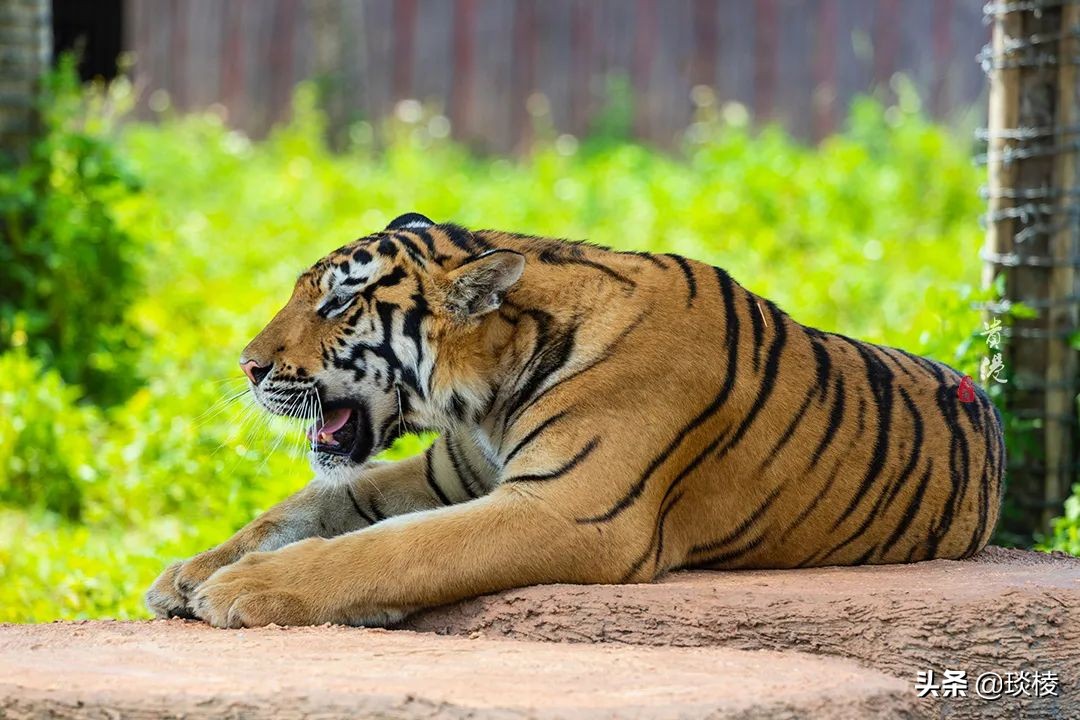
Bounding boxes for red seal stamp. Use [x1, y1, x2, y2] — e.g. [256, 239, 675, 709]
[957, 376, 976, 403]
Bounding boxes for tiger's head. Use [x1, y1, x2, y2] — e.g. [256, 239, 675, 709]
[239, 213, 524, 478]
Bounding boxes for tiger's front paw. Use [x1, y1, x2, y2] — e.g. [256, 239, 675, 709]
[191, 544, 320, 628]
[144, 547, 235, 620]
[145, 562, 195, 619]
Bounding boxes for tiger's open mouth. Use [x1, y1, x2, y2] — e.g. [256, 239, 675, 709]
[307, 406, 366, 458]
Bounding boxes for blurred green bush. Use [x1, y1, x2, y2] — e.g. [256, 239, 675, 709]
[0, 349, 98, 519]
[1044, 485, 1080, 556]
[1, 67, 1072, 623]
[0, 57, 143, 405]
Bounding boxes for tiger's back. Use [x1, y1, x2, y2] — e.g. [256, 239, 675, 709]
[482, 232, 1005, 575]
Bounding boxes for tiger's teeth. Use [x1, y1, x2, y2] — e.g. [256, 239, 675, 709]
[318, 432, 339, 446]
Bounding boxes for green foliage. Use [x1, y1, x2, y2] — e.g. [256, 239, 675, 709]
[6, 77, 1072, 623]
[0, 350, 99, 519]
[1043, 485, 1080, 556]
[0, 57, 143, 404]
[0, 510, 176, 621]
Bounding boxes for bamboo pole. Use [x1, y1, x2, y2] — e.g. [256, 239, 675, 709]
[1046, 1, 1080, 532]
[983, 11, 1021, 293]
[0, 0, 51, 163]
[982, 1, 1080, 540]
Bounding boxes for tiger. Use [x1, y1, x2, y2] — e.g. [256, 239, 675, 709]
[146, 213, 1005, 628]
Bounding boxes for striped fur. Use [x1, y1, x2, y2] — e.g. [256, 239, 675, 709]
[146, 217, 1005, 628]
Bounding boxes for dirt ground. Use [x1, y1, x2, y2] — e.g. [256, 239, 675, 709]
[0, 547, 1077, 719]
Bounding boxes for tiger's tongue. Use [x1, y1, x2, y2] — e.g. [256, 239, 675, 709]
[307, 407, 352, 443]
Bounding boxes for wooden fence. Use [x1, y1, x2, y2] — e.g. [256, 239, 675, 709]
[126, 0, 990, 151]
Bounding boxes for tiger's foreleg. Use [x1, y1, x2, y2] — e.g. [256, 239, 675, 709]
[190, 482, 635, 628]
[144, 448, 454, 619]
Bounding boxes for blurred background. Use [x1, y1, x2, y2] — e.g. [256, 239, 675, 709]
[65, 0, 988, 148]
[1, 0, 1077, 622]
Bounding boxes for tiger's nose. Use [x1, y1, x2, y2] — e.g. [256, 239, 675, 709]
[241, 360, 272, 386]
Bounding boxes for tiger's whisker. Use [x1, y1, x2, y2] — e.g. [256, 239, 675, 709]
[195, 387, 251, 426]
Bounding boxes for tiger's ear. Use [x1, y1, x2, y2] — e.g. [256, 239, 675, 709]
[444, 250, 525, 318]
[386, 212, 435, 231]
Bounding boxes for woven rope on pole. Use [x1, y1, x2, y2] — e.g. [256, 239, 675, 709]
[979, 0, 1080, 540]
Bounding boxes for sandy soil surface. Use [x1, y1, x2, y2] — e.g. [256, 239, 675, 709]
[1, 548, 1077, 719]
[0, 622, 918, 719]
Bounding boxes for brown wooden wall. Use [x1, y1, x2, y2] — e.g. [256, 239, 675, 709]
[125, 0, 989, 151]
